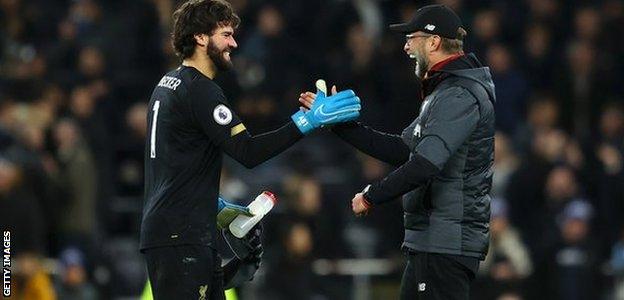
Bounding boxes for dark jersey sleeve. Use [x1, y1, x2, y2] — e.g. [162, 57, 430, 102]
[220, 122, 302, 168]
[188, 78, 303, 168]
[188, 78, 245, 146]
[332, 122, 410, 166]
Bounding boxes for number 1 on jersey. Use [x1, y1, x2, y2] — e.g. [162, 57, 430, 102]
[150, 100, 161, 158]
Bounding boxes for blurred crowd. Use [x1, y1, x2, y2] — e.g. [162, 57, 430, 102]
[1, 0, 623, 299]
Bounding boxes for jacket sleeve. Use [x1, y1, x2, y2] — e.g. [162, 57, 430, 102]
[364, 153, 439, 205]
[364, 87, 480, 204]
[332, 122, 410, 166]
[414, 86, 480, 170]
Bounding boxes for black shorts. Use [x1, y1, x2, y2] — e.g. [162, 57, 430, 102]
[400, 250, 475, 300]
[144, 245, 225, 300]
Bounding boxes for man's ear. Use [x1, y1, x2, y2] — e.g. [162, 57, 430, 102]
[428, 36, 441, 53]
[194, 34, 209, 47]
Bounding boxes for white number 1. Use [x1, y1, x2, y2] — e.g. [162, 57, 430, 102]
[150, 100, 161, 158]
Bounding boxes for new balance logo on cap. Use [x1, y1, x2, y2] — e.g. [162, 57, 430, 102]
[425, 24, 436, 31]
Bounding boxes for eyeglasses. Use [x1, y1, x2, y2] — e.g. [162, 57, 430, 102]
[405, 33, 435, 42]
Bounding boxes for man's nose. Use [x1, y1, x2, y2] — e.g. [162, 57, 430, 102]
[404, 42, 410, 53]
[230, 37, 238, 49]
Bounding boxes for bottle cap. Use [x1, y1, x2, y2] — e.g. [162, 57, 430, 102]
[262, 191, 278, 204]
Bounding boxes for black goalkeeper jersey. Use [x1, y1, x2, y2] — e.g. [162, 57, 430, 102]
[141, 65, 302, 250]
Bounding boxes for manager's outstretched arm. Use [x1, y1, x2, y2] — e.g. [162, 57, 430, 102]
[298, 87, 410, 166]
[332, 122, 410, 167]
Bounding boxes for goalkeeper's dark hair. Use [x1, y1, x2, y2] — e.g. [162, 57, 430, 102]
[172, 0, 240, 59]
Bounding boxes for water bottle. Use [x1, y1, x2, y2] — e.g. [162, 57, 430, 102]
[229, 191, 277, 238]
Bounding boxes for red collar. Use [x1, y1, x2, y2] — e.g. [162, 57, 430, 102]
[427, 52, 464, 74]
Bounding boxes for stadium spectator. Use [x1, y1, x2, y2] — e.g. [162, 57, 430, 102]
[54, 247, 97, 300]
[492, 132, 519, 198]
[473, 198, 532, 299]
[487, 43, 528, 135]
[52, 118, 97, 251]
[0, 158, 46, 254]
[11, 252, 57, 300]
[535, 199, 600, 300]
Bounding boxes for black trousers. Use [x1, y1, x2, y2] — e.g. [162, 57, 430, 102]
[144, 245, 225, 300]
[400, 250, 474, 300]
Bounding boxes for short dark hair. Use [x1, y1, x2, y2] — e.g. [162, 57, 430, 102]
[440, 27, 467, 53]
[172, 0, 240, 59]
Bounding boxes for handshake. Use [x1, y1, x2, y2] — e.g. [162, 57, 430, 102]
[291, 79, 361, 134]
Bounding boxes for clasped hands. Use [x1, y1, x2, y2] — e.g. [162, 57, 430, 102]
[291, 79, 361, 134]
[298, 83, 372, 217]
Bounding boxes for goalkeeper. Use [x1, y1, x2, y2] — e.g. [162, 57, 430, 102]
[140, 0, 360, 298]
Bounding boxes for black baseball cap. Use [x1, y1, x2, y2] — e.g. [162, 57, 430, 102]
[389, 4, 462, 39]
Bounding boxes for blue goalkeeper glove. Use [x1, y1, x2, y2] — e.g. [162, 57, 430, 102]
[217, 196, 254, 230]
[291, 79, 361, 134]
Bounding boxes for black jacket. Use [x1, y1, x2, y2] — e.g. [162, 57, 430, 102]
[334, 53, 496, 259]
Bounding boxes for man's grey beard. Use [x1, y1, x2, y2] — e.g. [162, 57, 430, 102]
[413, 53, 428, 79]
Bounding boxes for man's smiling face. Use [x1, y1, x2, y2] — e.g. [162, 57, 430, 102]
[207, 25, 238, 71]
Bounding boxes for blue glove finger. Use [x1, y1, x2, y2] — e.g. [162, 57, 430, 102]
[328, 103, 361, 113]
[316, 106, 360, 125]
[340, 110, 360, 120]
[333, 111, 360, 123]
[314, 105, 357, 120]
[328, 95, 360, 106]
[326, 97, 361, 110]
[292, 85, 359, 134]
[334, 89, 355, 97]
[325, 89, 355, 101]
[334, 106, 361, 117]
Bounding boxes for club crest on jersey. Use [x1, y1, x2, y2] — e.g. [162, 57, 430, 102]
[213, 104, 232, 125]
[414, 124, 422, 138]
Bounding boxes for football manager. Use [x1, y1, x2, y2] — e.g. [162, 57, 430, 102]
[300, 4, 495, 299]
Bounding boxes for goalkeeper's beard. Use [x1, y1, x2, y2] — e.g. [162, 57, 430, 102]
[207, 39, 234, 72]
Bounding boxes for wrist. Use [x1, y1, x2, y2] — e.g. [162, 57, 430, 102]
[291, 110, 315, 134]
[361, 192, 373, 209]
